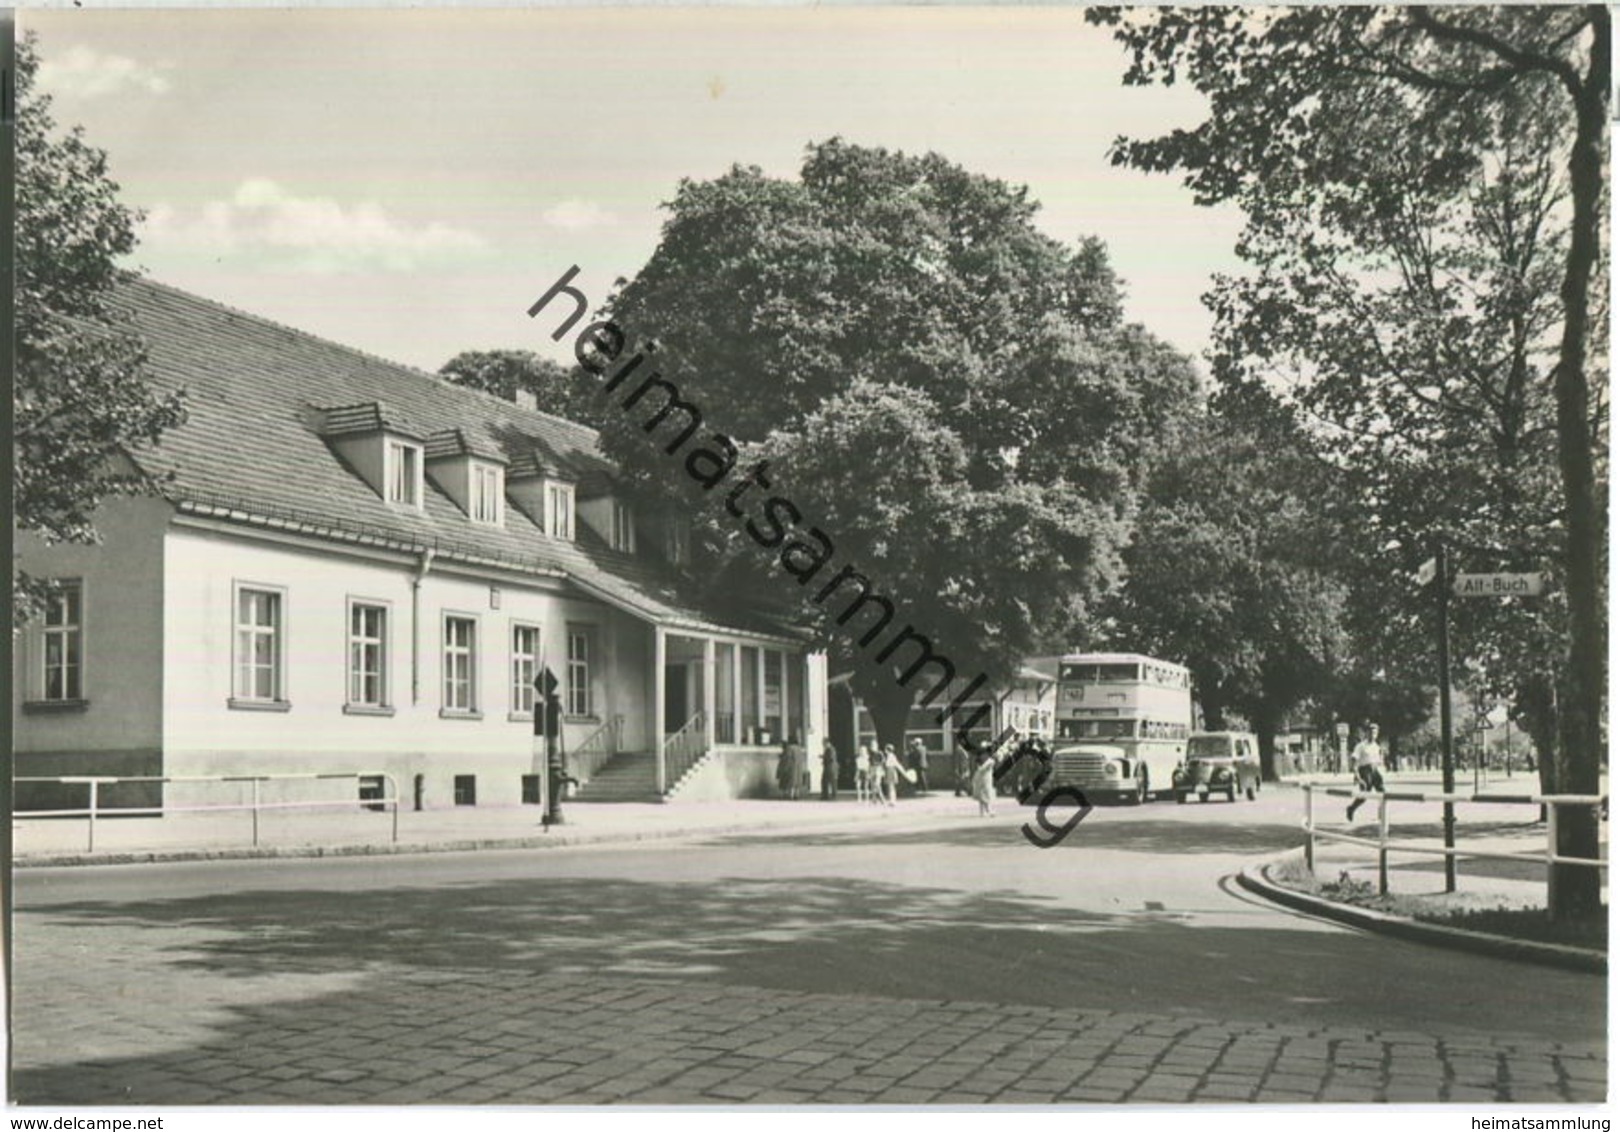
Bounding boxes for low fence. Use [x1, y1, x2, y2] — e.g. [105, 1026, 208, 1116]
[1300, 781, 1606, 898]
[13, 772, 400, 851]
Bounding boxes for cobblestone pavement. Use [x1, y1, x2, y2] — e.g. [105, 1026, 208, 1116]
[10, 803, 1607, 1107]
[10, 970, 1603, 1105]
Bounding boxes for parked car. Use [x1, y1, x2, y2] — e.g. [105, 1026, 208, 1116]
[1173, 731, 1262, 803]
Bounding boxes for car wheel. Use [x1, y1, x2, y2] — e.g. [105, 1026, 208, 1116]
[1228, 784, 1238, 802]
[1176, 791, 1187, 804]
[1128, 768, 1147, 806]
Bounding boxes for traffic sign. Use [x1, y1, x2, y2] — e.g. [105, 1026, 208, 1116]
[1452, 572, 1546, 598]
[533, 666, 560, 697]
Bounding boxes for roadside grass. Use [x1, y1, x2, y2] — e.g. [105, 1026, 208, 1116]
[1413, 904, 1607, 951]
[1269, 851, 1608, 953]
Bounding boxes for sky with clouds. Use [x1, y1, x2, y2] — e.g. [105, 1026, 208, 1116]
[21, 7, 1244, 374]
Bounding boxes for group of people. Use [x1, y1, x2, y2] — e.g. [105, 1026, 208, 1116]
[850, 738, 927, 806]
[773, 732, 1027, 818]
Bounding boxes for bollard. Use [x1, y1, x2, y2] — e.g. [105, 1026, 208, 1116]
[252, 778, 261, 847]
[1304, 785, 1315, 874]
[87, 779, 99, 852]
[1545, 801, 1560, 918]
[1377, 792, 1389, 895]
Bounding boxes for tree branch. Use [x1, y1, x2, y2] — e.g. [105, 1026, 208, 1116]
[1409, 7, 1585, 100]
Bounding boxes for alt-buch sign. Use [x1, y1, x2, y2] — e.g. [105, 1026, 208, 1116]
[1452, 572, 1546, 598]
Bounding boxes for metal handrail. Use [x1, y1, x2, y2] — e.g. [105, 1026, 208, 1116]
[1299, 781, 1606, 897]
[662, 711, 709, 794]
[14, 772, 400, 851]
[570, 715, 623, 785]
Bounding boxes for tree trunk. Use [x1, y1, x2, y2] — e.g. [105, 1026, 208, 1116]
[850, 665, 920, 760]
[1548, 22, 1608, 921]
[1252, 705, 1280, 783]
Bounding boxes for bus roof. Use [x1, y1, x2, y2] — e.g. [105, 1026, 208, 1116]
[1038, 652, 1189, 671]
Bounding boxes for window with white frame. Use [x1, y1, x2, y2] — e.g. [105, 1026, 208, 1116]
[41, 581, 84, 701]
[472, 463, 504, 525]
[611, 499, 636, 552]
[512, 623, 541, 715]
[234, 586, 284, 702]
[443, 615, 478, 712]
[664, 518, 690, 566]
[347, 601, 388, 708]
[546, 481, 574, 540]
[566, 626, 593, 717]
[386, 440, 422, 507]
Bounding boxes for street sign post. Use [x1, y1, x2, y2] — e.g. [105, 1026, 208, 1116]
[1452, 572, 1546, 598]
[534, 665, 564, 826]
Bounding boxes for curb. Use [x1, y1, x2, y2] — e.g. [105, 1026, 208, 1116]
[13, 802, 972, 870]
[1236, 853, 1606, 975]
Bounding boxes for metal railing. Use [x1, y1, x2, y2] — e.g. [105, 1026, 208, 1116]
[14, 772, 400, 851]
[570, 714, 623, 786]
[1300, 781, 1605, 897]
[661, 711, 709, 795]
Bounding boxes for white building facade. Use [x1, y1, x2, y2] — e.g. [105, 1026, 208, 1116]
[14, 280, 827, 812]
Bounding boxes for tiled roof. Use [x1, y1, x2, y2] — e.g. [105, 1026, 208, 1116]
[117, 277, 795, 642]
[423, 427, 508, 464]
[319, 401, 428, 440]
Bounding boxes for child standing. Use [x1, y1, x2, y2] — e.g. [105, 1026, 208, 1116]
[971, 749, 997, 816]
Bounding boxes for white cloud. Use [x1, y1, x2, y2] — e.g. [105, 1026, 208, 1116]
[36, 45, 172, 99]
[541, 199, 613, 232]
[144, 179, 490, 273]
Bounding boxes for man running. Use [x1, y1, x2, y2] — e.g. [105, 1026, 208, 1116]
[1346, 723, 1386, 822]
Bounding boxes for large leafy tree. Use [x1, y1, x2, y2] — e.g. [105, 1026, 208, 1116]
[1090, 5, 1607, 917]
[588, 139, 1199, 750]
[1108, 403, 1349, 780]
[14, 34, 186, 625]
[438, 349, 601, 426]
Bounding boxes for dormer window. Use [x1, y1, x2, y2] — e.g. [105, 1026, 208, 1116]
[386, 440, 422, 508]
[611, 499, 636, 553]
[546, 481, 575, 541]
[471, 463, 504, 525]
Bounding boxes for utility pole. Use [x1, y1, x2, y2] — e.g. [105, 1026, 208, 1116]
[1435, 540, 1456, 893]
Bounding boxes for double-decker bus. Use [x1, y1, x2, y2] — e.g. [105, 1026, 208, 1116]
[1043, 652, 1193, 804]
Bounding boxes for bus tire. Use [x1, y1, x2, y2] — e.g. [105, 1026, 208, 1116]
[1129, 768, 1148, 806]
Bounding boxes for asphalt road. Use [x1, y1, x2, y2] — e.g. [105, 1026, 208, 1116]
[8, 788, 1606, 1104]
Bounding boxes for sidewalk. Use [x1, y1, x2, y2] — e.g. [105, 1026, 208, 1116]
[12, 791, 983, 867]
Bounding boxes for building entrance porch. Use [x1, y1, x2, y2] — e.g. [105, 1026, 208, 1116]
[652, 627, 826, 798]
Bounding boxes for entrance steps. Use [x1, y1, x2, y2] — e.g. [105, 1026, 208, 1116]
[571, 751, 661, 803]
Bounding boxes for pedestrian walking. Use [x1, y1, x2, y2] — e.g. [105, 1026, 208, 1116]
[970, 746, 997, 816]
[906, 737, 931, 795]
[777, 739, 801, 800]
[1346, 723, 1386, 822]
[820, 737, 839, 801]
[854, 743, 872, 803]
[881, 743, 903, 807]
[869, 744, 888, 806]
